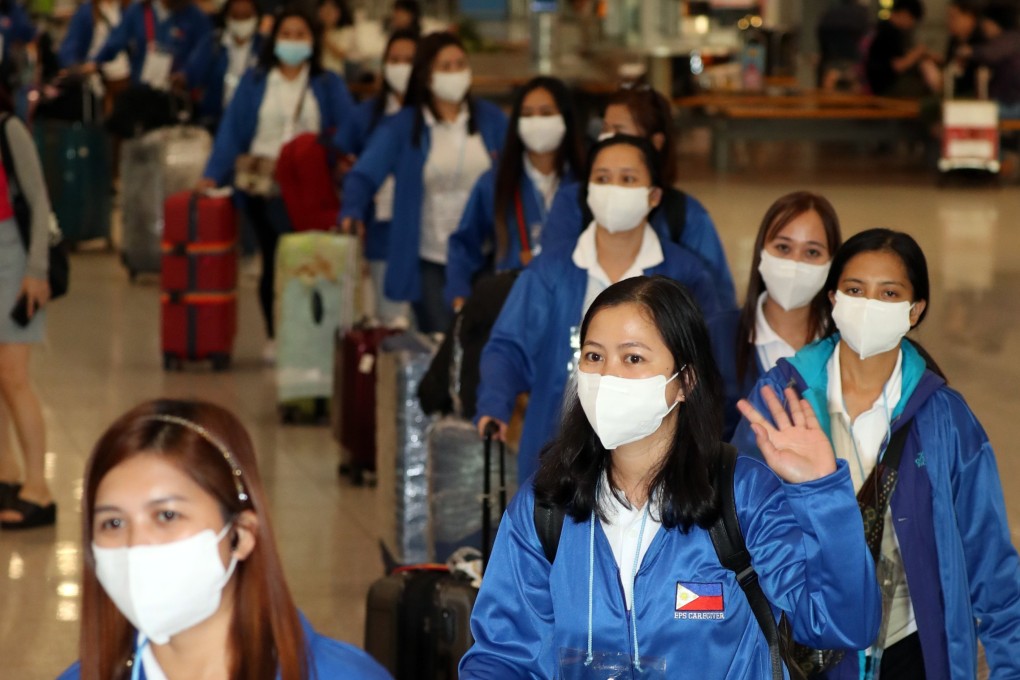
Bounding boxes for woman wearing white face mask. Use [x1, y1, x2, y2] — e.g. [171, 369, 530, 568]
[734, 229, 1020, 679]
[444, 76, 585, 311]
[58, 400, 390, 680]
[338, 31, 508, 334]
[461, 275, 881, 678]
[199, 8, 355, 357]
[475, 135, 725, 483]
[182, 0, 264, 131]
[707, 191, 842, 440]
[333, 29, 417, 327]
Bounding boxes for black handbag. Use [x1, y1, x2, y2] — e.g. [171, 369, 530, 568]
[0, 114, 69, 300]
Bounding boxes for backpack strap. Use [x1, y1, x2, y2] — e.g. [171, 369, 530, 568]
[534, 499, 565, 564]
[664, 188, 687, 245]
[709, 444, 784, 680]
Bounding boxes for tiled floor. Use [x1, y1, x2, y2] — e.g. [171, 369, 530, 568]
[2, 143, 1018, 678]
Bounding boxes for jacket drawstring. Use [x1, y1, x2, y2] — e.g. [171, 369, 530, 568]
[629, 506, 650, 671]
[585, 512, 595, 666]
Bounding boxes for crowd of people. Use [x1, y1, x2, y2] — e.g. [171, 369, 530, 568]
[0, 0, 1018, 678]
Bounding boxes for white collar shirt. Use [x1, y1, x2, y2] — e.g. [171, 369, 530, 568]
[753, 292, 798, 372]
[221, 32, 256, 107]
[598, 473, 662, 612]
[572, 222, 664, 317]
[522, 154, 559, 212]
[249, 66, 321, 160]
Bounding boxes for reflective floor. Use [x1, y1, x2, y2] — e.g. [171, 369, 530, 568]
[2, 143, 1018, 678]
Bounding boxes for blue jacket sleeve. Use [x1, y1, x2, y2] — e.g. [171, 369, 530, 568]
[203, 73, 256, 184]
[10, 4, 37, 43]
[182, 32, 214, 88]
[541, 180, 583, 255]
[682, 196, 737, 308]
[445, 174, 493, 305]
[335, 99, 370, 156]
[475, 266, 551, 425]
[737, 457, 882, 649]
[339, 115, 404, 222]
[459, 487, 553, 678]
[58, 6, 93, 68]
[938, 391, 1020, 675]
[93, 5, 133, 64]
[730, 370, 785, 451]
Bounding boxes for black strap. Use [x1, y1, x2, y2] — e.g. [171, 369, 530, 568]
[533, 499, 565, 564]
[880, 418, 911, 473]
[708, 444, 784, 680]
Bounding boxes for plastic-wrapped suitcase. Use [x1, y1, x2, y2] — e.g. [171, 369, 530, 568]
[275, 232, 360, 422]
[376, 332, 437, 567]
[33, 118, 112, 247]
[120, 125, 212, 279]
[160, 191, 238, 370]
[333, 325, 402, 484]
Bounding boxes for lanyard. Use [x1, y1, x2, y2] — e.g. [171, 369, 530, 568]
[628, 504, 650, 670]
[143, 3, 156, 46]
[513, 189, 532, 265]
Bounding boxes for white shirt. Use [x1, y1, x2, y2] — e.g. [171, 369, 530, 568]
[571, 222, 664, 316]
[753, 292, 798, 372]
[249, 66, 321, 160]
[523, 154, 559, 211]
[373, 94, 402, 222]
[599, 473, 662, 611]
[89, 4, 130, 82]
[222, 32, 255, 108]
[826, 343, 916, 647]
[419, 106, 491, 264]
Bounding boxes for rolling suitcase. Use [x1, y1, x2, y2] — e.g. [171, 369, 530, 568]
[364, 427, 506, 679]
[376, 332, 437, 567]
[120, 125, 212, 279]
[333, 325, 402, 484]
[160, 191, 238, 370]
[938, 64, 1001, 175]
[275, 232, 360, 422]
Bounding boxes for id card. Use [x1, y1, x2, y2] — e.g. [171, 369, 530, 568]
[140, 49, 173, 90]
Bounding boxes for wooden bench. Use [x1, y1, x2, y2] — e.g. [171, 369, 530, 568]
[675, 91, 922, 171]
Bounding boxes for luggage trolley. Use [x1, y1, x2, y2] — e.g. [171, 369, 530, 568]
[939, 64, 1000, 174]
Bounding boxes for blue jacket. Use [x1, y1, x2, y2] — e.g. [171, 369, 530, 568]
[460, 459, 881, 678]
[58, 613, 392, 679]
[58, 4, 106, 67]
[339, 101, 508, 303]
[0, 4, 36, 61]
[336, 96, 399, 261]
[182, 31, 263, 124]
[93, 2, 213, 84]
[543, 179, 737, 307]
[707, 308, 763, 441]
[732, 335, 1020, 680]
[445, 166, 576, 305]
[203, 68, 356, 185]
[476, 239, 727, 483]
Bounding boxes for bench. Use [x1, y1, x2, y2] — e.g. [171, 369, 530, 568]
[675, 92, 922, 172]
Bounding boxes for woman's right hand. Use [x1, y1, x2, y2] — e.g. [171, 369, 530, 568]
[195, 178, 217, 193]
[339, 217, 365, 238]
[477, 416, 507, 442]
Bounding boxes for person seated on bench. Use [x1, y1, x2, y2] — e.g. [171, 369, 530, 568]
[943, 0, 986, 98]
[866, 0, 940, 97]
[957, 2, 1020, 119]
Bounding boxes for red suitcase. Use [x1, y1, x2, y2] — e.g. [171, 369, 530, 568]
[161, 293, 237, 371]
[334, 326, 401, 484]
[161, 191, 239, 370]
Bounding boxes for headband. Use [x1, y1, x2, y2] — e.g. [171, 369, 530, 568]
[146, 414, 250, 504]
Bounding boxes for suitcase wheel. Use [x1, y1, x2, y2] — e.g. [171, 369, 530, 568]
[210, 354, 231, 372]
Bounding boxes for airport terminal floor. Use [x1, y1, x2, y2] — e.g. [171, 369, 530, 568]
[2, 145, 1019, 678]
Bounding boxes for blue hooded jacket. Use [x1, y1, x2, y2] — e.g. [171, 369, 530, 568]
[93, 2, 213, 84]
[58, 3, 108, 67]
[338, 101, 508, 303]
[476, 237, 728, 484]
[58, 612, 392, 679]
[707, 308, 764, 441]
[444, 165, 576, 305]
[542, 178, 737, 307]
[732, 335, 1020, 680]
[0, 2, 37, 61]
[182, 30, 263, 125]
[203, 68, 355, 185]
[460, 457, 881, 678]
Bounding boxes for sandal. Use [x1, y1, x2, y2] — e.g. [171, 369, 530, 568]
[0, 497, 56, 530]
[0, 481, 22, 510]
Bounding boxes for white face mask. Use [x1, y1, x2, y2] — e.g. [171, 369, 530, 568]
[758, 249, 831, 312]
[587, 183, 652, 234]
[430, 68, 472, 103]
[384, 62, 412, 95]
[518, 114, 566, 154]
[93, 523, 238, 645]
[577, 370, 681, 450]
[831, 290, 914, 360]
[226, 17, 257, 41]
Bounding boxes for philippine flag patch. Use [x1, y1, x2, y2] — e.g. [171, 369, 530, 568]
[674, 582, 725, 619]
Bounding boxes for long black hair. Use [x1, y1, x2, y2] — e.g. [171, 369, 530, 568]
[491, 76, 584, 261]
[533, 276, 725, 532]
[823, 228, 946, 379]
[405, 31, 476, 147]
[735, 191, 842, 382]
[368, 29, 419, 132]
[578, 134, 662, 229]
[317, 0, 353, 28]
[258, 7, 324, 77]
[604, 87, 677, 186]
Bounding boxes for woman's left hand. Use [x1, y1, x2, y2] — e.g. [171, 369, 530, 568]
[737, 386, 837, 484]
[20, 277, 51, 319]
